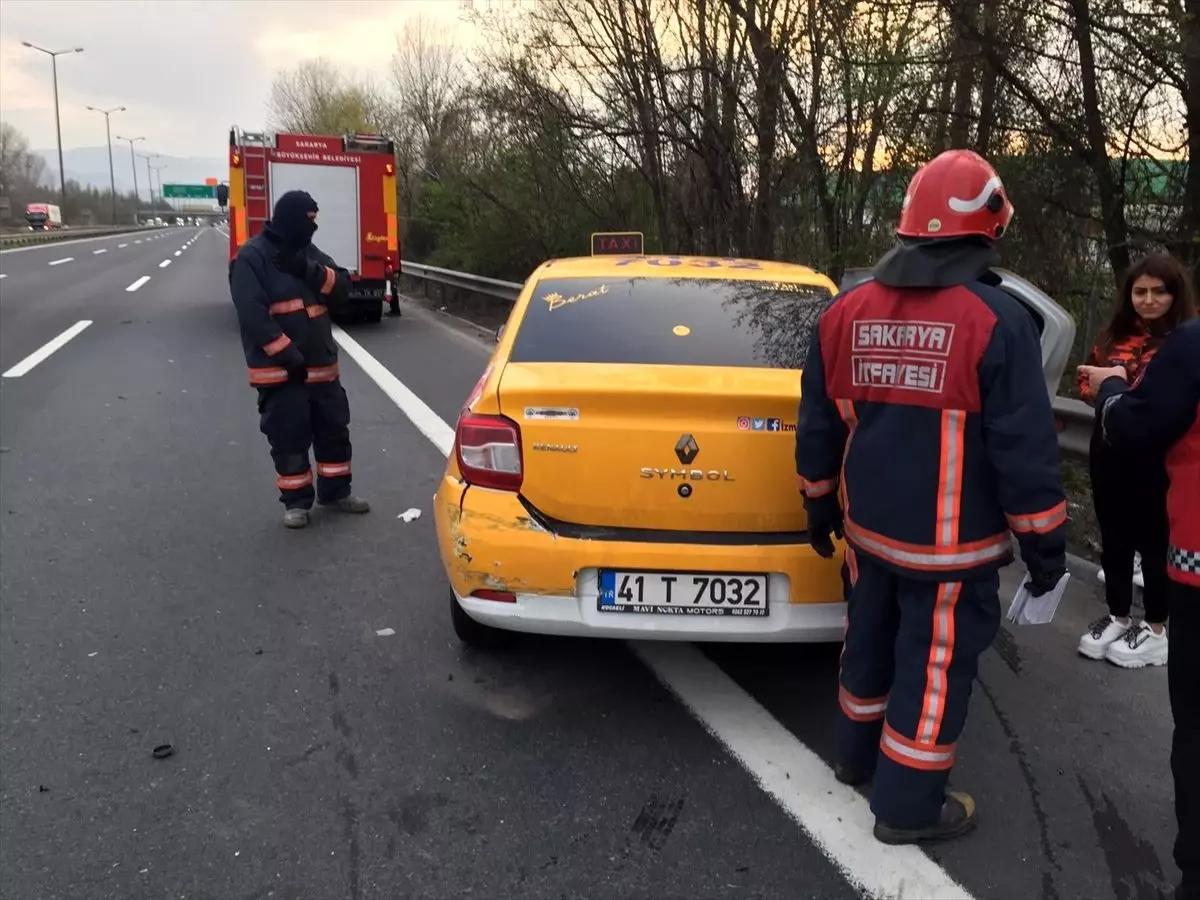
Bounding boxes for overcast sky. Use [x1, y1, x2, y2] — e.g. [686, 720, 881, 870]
[0, 0, 490, 159]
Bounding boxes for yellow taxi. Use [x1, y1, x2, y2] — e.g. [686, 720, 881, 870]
[432, 232, 852, 647]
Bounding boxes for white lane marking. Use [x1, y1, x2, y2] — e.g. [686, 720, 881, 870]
[118, 243, 128, 248]
[3, 320, 93, 378]
[126, 276, 151, 292]
[158, 259, 171, 269]
[632, 643, 974, 899]
[93, 248, 107, 255]
[376, 628, 395, 637]
[174, 250, 181, 257]
[135, 240, 142, 244]
[180, 245, 187, 250]
[329, 324, 974, 900]
[0, 274, 6, 279]
[48, 257, 73, 266]
[331, 326, 455, 456]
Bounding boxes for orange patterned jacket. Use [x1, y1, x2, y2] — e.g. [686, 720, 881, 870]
[1078, 326, 1162, 405]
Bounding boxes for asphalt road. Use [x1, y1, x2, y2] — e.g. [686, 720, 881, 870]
[0, 227, 1178, 900]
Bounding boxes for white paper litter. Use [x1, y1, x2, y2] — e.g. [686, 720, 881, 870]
[398, 508, 422, 523]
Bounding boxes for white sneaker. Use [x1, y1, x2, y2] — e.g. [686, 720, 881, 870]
[1104, 621, 1168, 668]
[1096, 552, 1145, 588]
[1078, 614, 1132, 659]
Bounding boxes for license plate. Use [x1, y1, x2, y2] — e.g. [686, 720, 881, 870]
[597, 571, 769, 617]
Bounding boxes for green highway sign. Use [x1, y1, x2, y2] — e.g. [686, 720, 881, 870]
[162, 183, 215, 199]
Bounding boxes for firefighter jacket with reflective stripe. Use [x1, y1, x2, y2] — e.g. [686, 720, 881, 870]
[795, 277, 1067, 581]
[1098, 318, 1200, 588]
[230, 228, 351, 386]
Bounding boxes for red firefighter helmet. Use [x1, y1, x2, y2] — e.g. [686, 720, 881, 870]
[897, 149, 1014, 242]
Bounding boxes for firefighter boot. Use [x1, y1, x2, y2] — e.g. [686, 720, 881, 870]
[319, 494, 371, 514]
[873, 791, 978, 845]
[283, 508, 310, 529]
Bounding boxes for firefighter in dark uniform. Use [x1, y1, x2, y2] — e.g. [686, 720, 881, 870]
[230, 189, 371, 528]
[795, 149, 1067, 844]
[1082, 317, 1200, 900]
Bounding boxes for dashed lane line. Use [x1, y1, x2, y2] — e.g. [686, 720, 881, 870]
[2, 320, 93, 378]
[158, 259, 171, 269]
[48, 257, 73, 266]
[174, 250, 181, 257]
[118, 243, 129, 248]
[328, 322, 974, 900]
[126, 276, 151, 292]
[93, 248, 107, 255]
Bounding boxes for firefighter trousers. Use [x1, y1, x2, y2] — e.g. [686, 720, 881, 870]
[256, 379, 353, 509]
[1171, 583, 1200, 898]
[836, 550, 1001, 829]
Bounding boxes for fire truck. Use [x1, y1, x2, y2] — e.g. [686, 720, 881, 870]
[227, 127, 401, 323]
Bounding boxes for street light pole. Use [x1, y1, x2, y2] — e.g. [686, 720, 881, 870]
[150, 163, 167, 216]
[115, 136, 145, 217]
[86, 105, 126, 224]
[22, 42, 83, 224]
[138, 153, 159, 211]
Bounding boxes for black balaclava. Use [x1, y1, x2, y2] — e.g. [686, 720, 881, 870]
[269, 190, 319, 248]
[872, 235, 1001, 290]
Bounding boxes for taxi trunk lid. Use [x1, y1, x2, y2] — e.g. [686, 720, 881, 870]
[497, 362, 807, 535]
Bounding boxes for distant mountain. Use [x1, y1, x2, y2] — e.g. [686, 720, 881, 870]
[33, 146, 226, 195]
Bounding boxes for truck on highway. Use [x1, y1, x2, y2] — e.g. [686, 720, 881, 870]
[227, 127, 401, 323]
[24, 203, 62, 231]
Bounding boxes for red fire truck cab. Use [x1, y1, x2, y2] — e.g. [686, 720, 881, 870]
[227, 127, 401, 323]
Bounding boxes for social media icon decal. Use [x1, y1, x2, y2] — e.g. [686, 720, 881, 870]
[767, 417, 781, 431]
[751, 418, 766, 431]
[736, 416, 751, 430]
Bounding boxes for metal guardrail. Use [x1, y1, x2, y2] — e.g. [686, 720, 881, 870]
[399, 260, 1097, 460]
[0, 224, 164, 249]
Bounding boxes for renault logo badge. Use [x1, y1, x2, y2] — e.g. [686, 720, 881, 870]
[675, 434, 699, 465]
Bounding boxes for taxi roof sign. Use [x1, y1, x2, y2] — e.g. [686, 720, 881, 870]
[591, 231, 645, 256]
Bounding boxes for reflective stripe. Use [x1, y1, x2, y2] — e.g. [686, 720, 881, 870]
[798, 475, 838, 498]
[248, 366, 288, 385]
[1006, 501, 1068, 535]
[269, 298, 305, 315]
[1169, 544, 1200, 586]
[845, 545, 859, 587]
[319, 266, 336, 295]
[838, 686, 888, 722]
[918, 582, 961, 743]
[317, 461, 351, 478]
[306, 304, 327, 318]
[844, 517, 1011, 571]
[263, 334, 292, 357]
[276, 470, 313, 491]
[936, 410, 965, 547]
[880, 722, 956, 771]
[835, 399, 858, 515]
[305, 364, 339, 383]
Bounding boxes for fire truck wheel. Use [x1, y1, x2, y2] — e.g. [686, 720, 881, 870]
[364, 305, 383, 324]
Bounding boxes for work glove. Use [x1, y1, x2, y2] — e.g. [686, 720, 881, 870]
[1025, 553, 1066, 597]
[804, 493, 844, 560]
[273, 248, 321, 287]
[277, 343, 307, 383]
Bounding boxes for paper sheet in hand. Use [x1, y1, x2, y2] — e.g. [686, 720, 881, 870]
[1006, 572, 1071, 625]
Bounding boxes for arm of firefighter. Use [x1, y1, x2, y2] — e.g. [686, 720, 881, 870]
[1098, 324, 1200, 453]
[794, 319, 848, 501]
[979, 311, 1067, 565]
[230, 253, 294, 361]
[307, 246, 352, 302]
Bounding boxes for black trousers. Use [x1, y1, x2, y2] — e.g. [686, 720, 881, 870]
[257, 379, 352, 509]
[837, 550, 1001, 829]
[1171, 584, 1200, 897]
[1089, 436, 1171, 623]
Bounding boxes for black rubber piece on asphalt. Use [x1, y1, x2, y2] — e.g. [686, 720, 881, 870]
[152, 744, 174, 759]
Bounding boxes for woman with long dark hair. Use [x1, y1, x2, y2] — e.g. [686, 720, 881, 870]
[1077, 253, 1196, 667]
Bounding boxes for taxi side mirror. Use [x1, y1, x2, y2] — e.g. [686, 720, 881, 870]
[836, 268, 1076, 399]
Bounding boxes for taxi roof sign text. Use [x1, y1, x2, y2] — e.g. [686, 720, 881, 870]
[591, 231, 645, 256]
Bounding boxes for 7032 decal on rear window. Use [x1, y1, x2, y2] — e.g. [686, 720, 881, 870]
[611, 256, 762, 270]
[597, 570, 770, 617]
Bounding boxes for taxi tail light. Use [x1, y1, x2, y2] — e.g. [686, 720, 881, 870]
[455, 412, 523, 492]
[471, 589, 516, 603]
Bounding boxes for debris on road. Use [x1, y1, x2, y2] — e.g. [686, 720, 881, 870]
[151, 744, 174, 759]
[398, 508, 421, 523]
[376, 628, 396, 637]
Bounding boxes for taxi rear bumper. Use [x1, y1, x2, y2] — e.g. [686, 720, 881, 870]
[434, 476, 847, 643]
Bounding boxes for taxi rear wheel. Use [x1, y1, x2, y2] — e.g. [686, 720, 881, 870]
[450, 591, 513, 649]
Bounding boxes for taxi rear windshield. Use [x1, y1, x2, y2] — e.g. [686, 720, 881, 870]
[509, 276, 834, 369]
